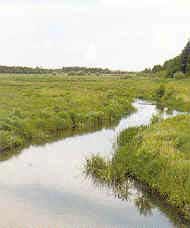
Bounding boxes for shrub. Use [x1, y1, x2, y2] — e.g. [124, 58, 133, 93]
[155, 84, 165, 99]
[173, 71, 186, 79]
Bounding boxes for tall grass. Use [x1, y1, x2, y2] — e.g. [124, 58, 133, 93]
[1, 73, 190, 154]
[0, 74, 136, 152]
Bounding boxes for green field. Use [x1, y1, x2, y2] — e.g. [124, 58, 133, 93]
[0, 74, 136, 152]
[2, 73, 190, 153]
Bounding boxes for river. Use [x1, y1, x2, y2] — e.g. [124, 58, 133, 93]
[0, 100, 187, 227]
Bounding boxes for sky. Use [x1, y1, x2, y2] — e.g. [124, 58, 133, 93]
[0, 0, 190, 71]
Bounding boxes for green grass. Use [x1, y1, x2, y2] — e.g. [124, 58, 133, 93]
[2, 73, 190, 152]
[0, 74, 137, 152]
[117, 117, 190, 219]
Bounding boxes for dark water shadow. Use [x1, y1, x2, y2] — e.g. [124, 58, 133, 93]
[0, 118, 120, 162]
[85, 171, 190, 228]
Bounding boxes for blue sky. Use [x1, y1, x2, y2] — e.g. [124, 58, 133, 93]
[0, 0, 189, 70]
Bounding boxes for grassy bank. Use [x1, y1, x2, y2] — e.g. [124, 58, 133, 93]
[0, 74, 136, 152]
[86, 115, 190, 220]
[133, 76, 190, 112]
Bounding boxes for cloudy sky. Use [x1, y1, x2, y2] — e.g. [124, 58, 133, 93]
[0, 0, 190, 71]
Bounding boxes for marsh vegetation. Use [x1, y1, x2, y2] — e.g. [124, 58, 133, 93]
[2, 72, 190, 153]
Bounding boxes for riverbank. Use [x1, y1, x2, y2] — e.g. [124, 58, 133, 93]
[0, 74, 136, 152]
[86, 114, 190, 221]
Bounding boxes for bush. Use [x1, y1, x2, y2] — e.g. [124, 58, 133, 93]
[155, 84, 165, 99]
[173, 71, 186, 79]
[85, 155, 110, 181]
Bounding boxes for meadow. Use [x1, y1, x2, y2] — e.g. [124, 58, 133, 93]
[1, 73, 190, 153]
[0, 73, 136, 152]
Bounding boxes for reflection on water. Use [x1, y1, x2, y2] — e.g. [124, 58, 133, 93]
[0, 100, 188, 227]
[0, 119, 119, 162]
[86, 172, 189, 227]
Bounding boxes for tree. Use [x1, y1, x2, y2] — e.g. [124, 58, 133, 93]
[155, 85, 165, 99]
[150, 40, 190, 77]
[181, 40, 190, 73]
[152, 65, 162, 73]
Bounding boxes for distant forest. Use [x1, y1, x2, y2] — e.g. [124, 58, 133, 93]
[145, 40, 190, 78]
[0, 66, 127, 75]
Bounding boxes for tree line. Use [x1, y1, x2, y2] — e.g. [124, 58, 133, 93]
[144, 40, 190, 78]
[0, 65, 127, 75]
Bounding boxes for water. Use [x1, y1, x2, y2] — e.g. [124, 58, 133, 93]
[0, 100, 187, 227]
